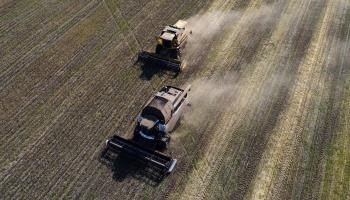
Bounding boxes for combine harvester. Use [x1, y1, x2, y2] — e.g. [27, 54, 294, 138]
[106, 85, 191, 175]
[138, 20, 192, 72]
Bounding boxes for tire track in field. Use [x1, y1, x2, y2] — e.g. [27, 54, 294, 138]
[0, 0, 169, 181]
[2, 39, 137, 199]
[190, 1, 290, 198]
[72, 0, 215, 196]
[0, 0, 41, 32]
[2, 0, 348, 199]
[0, 1, 86, 39]
[0, 0, 101, 90]
[0, 2, 117, 174]
[60, 2, 198, 196]
[272, 3, 343, 198]
[163, 3, 267, 197]
[205, 0, 305, 194]
[214, 0, 330, 198]
[45, 49, 164, 200]
[279, 1, 348, 199]
[0, 0, 208, 198]
[4, 0, 216, 198]
[175, 0, 286, 199]
[0, 0, 93, 72]
[133, 0, 255, 198]
[0, 1, 150, 195]
[12, 40, 144, 200]
[0, 13, 141, 196]
[74, 0, 210, 199]
[291, 2, 350, 199]
[295, 8, 349, 200]
[246, 0, 343, 199]
[0, 0, 159, 149]
[178, 0, 330, 198]
[103, 0, 141, 53]
[319, 11, 350, 199]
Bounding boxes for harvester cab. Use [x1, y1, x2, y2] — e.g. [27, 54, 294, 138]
[139, 20, 191, 72]
[105, 85, 191, 175]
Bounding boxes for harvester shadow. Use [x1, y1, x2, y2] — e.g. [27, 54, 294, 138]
[137, 60, 179, 81]
[99, 148, 164, 187]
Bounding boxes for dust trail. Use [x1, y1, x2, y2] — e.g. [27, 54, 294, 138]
[183, 11, 241, 66]
[184, 70, 289, 131]
[184, 73, 239, 128]
[183, 2, 282, 67]
[246, 0, 350, 199]
[182, 1, 285, 129]
[175, 1, 301, 199]
[179, 68, 290, 200]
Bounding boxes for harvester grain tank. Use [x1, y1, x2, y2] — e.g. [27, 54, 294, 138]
[106, 85, 191, 174]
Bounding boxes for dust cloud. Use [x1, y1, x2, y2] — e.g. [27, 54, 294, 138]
[183, 11, 240, 66]
[183, 2, 285, 128]
[183, 2, 282, 66]
[184, 71, 290, 130]
[184, 73, 239, 128]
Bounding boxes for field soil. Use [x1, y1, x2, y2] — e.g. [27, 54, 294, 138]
[0, 0, 349, 199]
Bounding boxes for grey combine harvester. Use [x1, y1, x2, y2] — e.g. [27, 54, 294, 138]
[106, 85, 191, 175]
[138, 20, 192, 72]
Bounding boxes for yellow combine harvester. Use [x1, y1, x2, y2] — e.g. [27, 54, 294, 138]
[139, 20, 192, 72]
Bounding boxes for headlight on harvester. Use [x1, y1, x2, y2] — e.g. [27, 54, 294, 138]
[157, 37, 163, 45]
